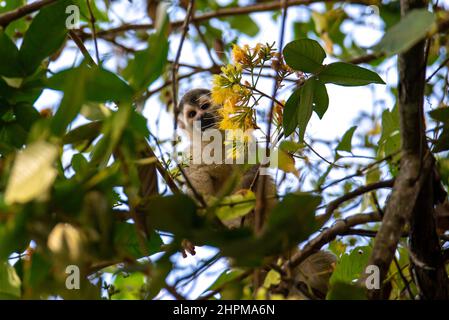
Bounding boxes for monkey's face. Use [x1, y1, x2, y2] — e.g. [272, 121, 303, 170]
[179, 89, 222, 134]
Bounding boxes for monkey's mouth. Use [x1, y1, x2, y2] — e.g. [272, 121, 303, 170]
[200, 114, 216, 131]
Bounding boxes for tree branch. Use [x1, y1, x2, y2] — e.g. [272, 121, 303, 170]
[287, 212, 381, 270]
[86, 0, 378, 38]
[0, 0, 57, 27]
[366, 0, 449, 300]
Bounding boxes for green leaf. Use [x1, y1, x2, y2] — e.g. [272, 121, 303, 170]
[1, 1, 28, 38]
[216, 190, 256, 222]
[329, 246, 372, 286]
[374, 9, 436, 55]
[49, 65, 133, 135]
[318, 62, 385, 86]
[205, 269, 245, 293]
[112, 272, 145, 300]
[90, 103, 132, 167]
[114, 223, 163, 259]
[75, 0, 109, 23]
[283, 78, 329, 138]
[63, 121, 102, 146]
[282, 88, 300, 137]
[48, 66, 134, 102]
[22, 252, 51, 290]
[50, 67, 86, 136]
[71, 153, 89, 175]
[19, 0, 73, 75]
[0, 262, 21, 299]
[279, 141, 302, 153]
[226, 15, 259, 37]
[0, 30, 23, 77]
[283, 39, 326, 73]
[122, 22, 169, 93]
[433, 126, 449, 153]
[429, 107, 449, 122]
[297, 79, 315, 141]
[379, 106, 401, 156]
[336, 126, 357, 153]
[0, 1, 25, 14]
[14, 104, 40, 131]
[264, 193, 320, 246]
[0, 209, 29, 260]
[144, 194, 202, 237]
[312, 80, 329, 119]
[80, 103, 111, 121]
[379, 1, 401, 30]
[326, 281, 367, 300]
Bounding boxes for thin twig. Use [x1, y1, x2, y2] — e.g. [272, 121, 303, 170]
[426, 56, 449, 82]
[304, 141, 345, 168]
[316, 152, 396, 192]
[393, 256, 414, 299]
[86, 0, 101, 64]
[172, 0, 196, 133]
[193, 22, 218, 66]
[68, 30, 97, 66]
[317, 179, 394, 224]
[177, 163, 208, 208]
[165, 284, 187, 300]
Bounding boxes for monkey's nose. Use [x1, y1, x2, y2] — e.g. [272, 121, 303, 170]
[200, 112, 215, 131]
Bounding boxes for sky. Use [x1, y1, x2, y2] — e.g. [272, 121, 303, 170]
[27, 0, 449, 299]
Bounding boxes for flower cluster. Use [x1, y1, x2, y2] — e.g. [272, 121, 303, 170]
[211, 43, 292, 158]
[231, 43, 274, 68]
[211, 64, 254, 132]
[211, 43, 280, 132]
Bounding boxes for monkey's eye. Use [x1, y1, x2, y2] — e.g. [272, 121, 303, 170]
[188, 110, 197, 118]
[200, 103, 210, 110]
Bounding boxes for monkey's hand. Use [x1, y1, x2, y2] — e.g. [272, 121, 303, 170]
[181, 239, 196, 258]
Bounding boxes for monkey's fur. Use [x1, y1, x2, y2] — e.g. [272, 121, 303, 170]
[178, 89, 336, 299]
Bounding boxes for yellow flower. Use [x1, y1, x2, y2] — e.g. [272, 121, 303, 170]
[219, 116, 237, 130]
[232, 44, 246, 65]
[223, 99, 236, 112]
[211, 86, 229, 105]
[212, 86, 240, 105]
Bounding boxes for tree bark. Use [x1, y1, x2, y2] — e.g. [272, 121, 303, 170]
[366, 0, 449, 299]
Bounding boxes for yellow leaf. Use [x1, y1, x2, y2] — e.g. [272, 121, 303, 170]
[5, 141, 58, 204]
[1, 76, 23, 88]
[216, 190, 256, 222]
[277, 149, 298, 177]
[47, 223, 86, 261]
[311, 11, 328, 34]
[263, 269, 281, 288]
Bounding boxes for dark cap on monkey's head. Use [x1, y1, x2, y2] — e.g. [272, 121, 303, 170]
[178, 88, 211, 112]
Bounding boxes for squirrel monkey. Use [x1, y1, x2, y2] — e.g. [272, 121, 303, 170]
[177, 89, 335, 299]
[178, 88, 276, 228]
